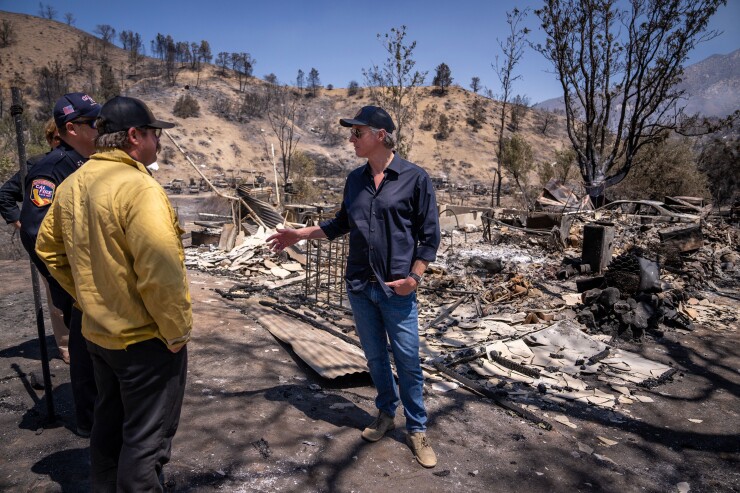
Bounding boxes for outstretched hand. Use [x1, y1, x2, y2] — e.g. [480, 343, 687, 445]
[266, 228, 300, 252]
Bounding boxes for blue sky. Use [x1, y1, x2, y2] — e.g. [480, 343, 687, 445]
[3, 0, 738, 103]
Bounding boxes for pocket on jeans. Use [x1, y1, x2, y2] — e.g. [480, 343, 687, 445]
[391, 290, 415, 300]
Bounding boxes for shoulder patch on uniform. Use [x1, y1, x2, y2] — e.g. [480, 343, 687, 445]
[30, 179, 55, 207]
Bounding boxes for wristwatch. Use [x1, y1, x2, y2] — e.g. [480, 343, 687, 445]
[408, 272, 423, 284]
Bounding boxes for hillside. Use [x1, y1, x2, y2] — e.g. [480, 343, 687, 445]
[0, 10, 571, 196]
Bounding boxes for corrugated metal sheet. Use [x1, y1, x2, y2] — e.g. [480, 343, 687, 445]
[250, 301, 368, 379]
[237, 190, 285, 229]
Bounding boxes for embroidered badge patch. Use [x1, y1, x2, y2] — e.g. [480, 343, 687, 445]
[30, 179, 55, 207]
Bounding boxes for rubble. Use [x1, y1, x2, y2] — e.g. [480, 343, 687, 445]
[179, 196, 737, 433]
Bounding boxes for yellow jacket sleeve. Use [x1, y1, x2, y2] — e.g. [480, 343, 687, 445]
[36, 198, 77, 299]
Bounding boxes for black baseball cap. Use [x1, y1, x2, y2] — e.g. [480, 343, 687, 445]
[97, 96, 175, 134]
[340, 106, 395, 133]
[53, 92, 101, 128]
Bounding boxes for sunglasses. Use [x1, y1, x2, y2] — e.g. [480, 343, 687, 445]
[350, 127, 377, 139]
[139, 127, 162, 138]
[72, 119, 97, 128]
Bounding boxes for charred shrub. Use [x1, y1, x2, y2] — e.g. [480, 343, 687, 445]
[173, 94, 200, 118]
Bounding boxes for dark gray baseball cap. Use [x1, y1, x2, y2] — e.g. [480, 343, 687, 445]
[97, 96, 175, 134]
[340, 106, 395, 133]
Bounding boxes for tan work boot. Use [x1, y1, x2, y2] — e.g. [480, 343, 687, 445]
[406, 432, 437, 468]
[361, 411, 395, 442]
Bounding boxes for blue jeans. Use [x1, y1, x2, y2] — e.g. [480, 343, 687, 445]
[347, 282, 427, 432]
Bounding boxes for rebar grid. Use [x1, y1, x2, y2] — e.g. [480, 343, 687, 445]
[303, 214, 349, 309]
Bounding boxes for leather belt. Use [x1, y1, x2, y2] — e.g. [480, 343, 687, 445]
[368, 274, 379, 283]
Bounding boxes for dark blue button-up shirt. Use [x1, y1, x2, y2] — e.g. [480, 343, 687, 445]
[319, 153, 440, 297]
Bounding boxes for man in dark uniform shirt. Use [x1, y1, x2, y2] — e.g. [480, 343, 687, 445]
[0, 119, 70, 362]
[0, 119, 61, 229]
[19, 92, 101, 437]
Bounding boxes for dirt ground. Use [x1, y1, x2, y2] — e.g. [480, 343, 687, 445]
[1, 209, 739, 492]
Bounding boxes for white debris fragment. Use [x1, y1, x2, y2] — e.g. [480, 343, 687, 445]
[432, 381, 460, 393]
[593, 453, 617, 465]
[597, 436, 618, 447]
[676, 481, 691, 493]
[562, 293, 583, 306]
[554, 415, 577, 429]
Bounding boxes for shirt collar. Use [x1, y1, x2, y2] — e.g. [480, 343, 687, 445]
[363, 152, 403, 177]
[90, 148, 151, 175]
[57, 140, 86, 167]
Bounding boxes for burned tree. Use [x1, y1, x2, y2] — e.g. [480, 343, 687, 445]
[535, 0, 727, 205]
[307, 68, 320, 97]
[538, 109, 556, 136]
[99, 63, 119, 101]
[363, 25, 427, 159]
[231, 52, 255, 92]
[38, 3, 57, 20]
[493, 7, 529, 206]
[120, 31, 144, 76]
[94, 24, 116, 60]
[35, 61, 68, 109]
[0, 20, 16, 48]
[192, 40, 212, 87]
[216, 52, 230, 76]
[296, 69, 305, 93]
[508, 94, 529, 132]
[266, 85, 301, 184]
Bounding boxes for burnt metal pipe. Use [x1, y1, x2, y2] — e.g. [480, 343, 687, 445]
[11, 87, 55, 422]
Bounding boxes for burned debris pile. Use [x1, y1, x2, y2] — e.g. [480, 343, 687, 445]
[182, 195, 738, 431]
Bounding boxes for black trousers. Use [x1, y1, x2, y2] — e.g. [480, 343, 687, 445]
[86, 338, 187, 493]
[46, 277, 97, 431]
[69, 307, 96, 431]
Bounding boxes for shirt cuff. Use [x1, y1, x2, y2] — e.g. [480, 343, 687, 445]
[416, 245, 438, 263]
[319, 219, 344, 241]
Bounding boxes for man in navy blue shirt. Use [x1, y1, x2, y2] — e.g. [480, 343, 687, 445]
[0, 119, 70, 363]
[268, 106, 440, 468]
[20, 92, 100, 437]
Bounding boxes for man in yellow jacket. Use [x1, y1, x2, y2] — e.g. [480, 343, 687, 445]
[36, 96, 191, 492]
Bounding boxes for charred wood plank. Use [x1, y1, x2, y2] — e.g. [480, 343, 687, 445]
[587, 348, 610, 365]
[432, 362, 552, 430]
[488, 351, 541, 378]
[423, 294, 471, 330]
[659, 223, 703, 253]
[216, 285, 264, 299]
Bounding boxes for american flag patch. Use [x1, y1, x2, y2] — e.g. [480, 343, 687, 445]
[62, 104, 75, 115]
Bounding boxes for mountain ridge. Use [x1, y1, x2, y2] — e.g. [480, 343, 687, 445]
[533, 49, 740, 118]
